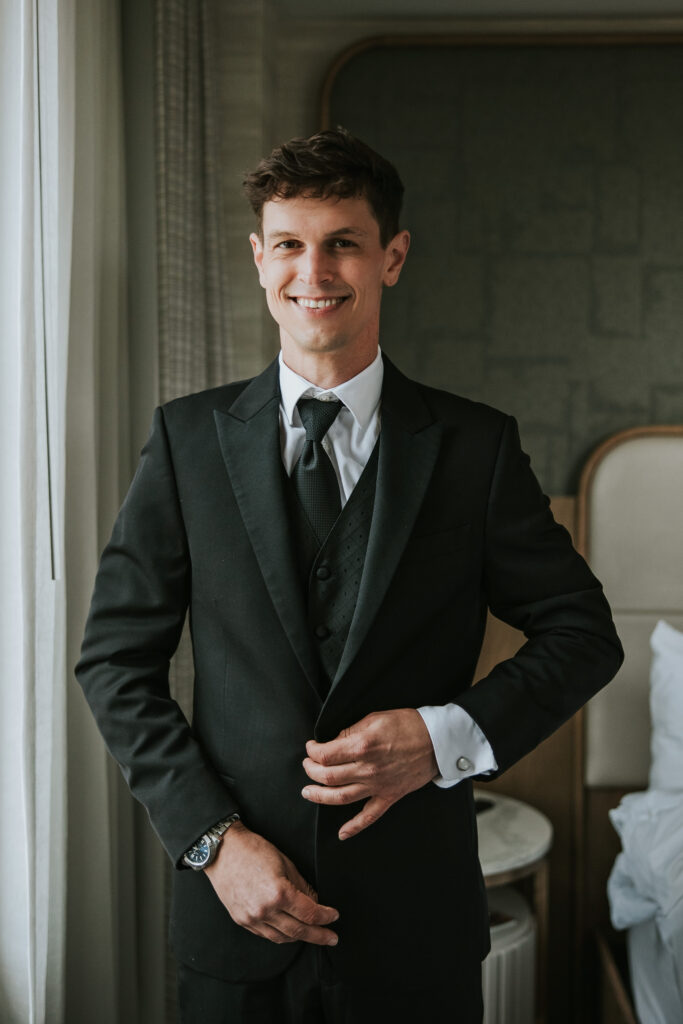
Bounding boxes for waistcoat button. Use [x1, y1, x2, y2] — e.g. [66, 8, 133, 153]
[314, 624, 330, 639]
[316, 565, 331, 580]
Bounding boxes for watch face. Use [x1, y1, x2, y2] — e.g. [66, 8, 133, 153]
[185, 837, 211, 868]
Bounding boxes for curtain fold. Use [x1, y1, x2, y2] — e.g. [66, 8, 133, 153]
[155, 0, 234, 406]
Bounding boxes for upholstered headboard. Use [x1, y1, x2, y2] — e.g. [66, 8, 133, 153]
[573, 426, 683, 1019]
[577, 426, 683, 790]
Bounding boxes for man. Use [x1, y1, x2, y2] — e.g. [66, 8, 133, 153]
[77, 128, 623, 1023]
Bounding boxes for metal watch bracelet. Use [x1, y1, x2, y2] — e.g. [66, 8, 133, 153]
[208, 813, 241, 842]
[182, 813, 241, 870]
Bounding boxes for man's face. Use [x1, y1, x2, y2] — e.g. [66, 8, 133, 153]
[250, 194, 409, 369]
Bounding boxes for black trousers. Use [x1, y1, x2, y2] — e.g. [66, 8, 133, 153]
[177, 945, 484, 1024]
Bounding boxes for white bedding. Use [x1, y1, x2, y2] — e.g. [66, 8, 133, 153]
[608, 789, 683, 1023]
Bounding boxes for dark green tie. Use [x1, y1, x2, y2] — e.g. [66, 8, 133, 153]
[293, 398, 342, 544]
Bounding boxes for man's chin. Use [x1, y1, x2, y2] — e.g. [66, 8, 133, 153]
[283, 332, 350, 357]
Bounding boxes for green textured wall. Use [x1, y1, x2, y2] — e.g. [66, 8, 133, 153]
[330, 43, 683, 493]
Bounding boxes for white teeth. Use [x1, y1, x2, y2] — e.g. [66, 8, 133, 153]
[295, 297, 344, 309]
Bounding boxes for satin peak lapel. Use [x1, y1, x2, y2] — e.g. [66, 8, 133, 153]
[213, 361, 319, 693]
[331, 359, 442, 690]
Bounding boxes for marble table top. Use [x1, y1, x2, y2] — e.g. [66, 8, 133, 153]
[474, 788, 554, 878]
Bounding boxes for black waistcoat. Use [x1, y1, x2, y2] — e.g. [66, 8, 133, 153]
[285, 441, 380, 695]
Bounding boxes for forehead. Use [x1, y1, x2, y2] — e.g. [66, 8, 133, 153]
[261, 194, 381, 240]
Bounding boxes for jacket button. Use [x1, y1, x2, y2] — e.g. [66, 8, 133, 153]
[316, 565, 331, 581]
[314, 625, 330, 639]
[456, 756, 474, 772]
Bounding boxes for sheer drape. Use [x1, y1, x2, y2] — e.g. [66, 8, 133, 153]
[2, 0, 240, 1019]
[1, 1, 164, 1021]
[0, 1, 73, 1018]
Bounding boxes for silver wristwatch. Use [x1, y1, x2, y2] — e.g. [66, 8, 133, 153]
[182, 813, 241, 870]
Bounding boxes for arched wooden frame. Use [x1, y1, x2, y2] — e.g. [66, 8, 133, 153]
[320, 22, 683, 128]
[573, 424, 683, 1013]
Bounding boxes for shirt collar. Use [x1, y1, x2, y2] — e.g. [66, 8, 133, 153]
[278, 348, 383, 430]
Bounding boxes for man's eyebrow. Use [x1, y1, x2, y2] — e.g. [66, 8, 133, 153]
[265, 227, 368, 240]
[323, 227, 368, 238]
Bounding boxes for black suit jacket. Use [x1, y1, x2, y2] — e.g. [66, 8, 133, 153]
[76, 355, 622, 984]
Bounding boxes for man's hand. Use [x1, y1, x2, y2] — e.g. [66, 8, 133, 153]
[301, 709, 439, 841]
[204, 821, 339, 946]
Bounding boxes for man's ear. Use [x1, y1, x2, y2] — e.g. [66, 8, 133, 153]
[382, 230, 411, 287]
[249, 232, 266, 288]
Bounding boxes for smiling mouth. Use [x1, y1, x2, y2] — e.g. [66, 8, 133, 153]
[291, 296, 349, 309]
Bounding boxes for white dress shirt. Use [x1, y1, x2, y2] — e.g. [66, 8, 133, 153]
[278, 351, 498, 787]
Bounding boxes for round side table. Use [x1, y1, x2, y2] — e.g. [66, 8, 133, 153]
[475, 789, 554, 1024]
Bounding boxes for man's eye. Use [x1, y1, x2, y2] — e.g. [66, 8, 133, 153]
[331, 239, 355, 248]
[275, 240, 300, 249]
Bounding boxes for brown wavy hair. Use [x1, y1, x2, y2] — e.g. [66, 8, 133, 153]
[243, 127, 404, 247]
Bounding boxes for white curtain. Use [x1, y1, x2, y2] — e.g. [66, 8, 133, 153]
[0, 0, 73, 1019]
[1, 1, 165, 1021]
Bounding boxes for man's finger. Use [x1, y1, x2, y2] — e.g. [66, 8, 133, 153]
[301, 782, 368, 806]
[245, 916, 336, 947]
[248, 921, 294, 945]
[285, 886, 340, 928]
[305, 733, 360, 767]
[268, 884, 339, 946]
[268, 911, 339, 946]
[302, 756, 366, 786]
[338, 796, 392, 841]
[283, 859, 318, 902]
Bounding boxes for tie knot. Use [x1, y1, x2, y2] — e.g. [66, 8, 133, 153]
[297, 397, 342, 443]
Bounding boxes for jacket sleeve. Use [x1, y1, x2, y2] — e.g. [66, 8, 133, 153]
[456, 415, 624, 775]
[75, 407, 240, 865]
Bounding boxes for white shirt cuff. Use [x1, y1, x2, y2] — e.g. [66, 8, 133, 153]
[417, 703, 498, 789]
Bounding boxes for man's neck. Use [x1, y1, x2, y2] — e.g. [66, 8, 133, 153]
[279, 345, 379, 390]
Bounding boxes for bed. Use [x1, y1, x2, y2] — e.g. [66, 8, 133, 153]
[575, 425, 683, 1023]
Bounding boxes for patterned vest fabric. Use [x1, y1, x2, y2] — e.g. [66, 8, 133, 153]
[285, 440, 380, 696]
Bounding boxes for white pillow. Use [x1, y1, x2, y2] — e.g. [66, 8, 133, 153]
[649, 620, 683, 791]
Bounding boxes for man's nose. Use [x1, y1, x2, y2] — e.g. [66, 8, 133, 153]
[297, 247, 333, 286]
